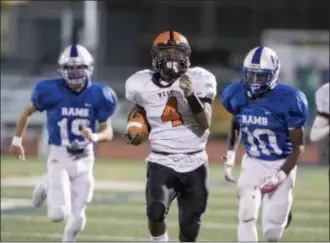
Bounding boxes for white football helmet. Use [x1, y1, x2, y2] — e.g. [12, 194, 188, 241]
[58, 44, 94, 88]
[242, 46, 281, 96]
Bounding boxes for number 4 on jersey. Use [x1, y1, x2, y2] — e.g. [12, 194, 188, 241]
[161, 97, 184, 127]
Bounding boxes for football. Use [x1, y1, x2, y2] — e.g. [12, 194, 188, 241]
[127, 108, 149, 138]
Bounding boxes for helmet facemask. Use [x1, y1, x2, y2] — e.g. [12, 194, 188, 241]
[60, 63, 93, 92]
[151, 44, 191, 82]
[242, 67, 278, 97]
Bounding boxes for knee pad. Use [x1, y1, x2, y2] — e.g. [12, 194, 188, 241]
[238, 191, 261, 222]
[66, 215, 86, 235]
[264, 204, 290, 227]
[263, 209, 289, 241]
[48, 206, 68, 222]
[179, 215, 201, 242]
[264, 228, 282, 242]
[147, 202, 166, 222]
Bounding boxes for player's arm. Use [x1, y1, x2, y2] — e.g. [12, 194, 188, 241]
[309, 88, 329, 142]
[12, 102, 37, 146]
[220, 83, 241, 182]
[89, 118, 114, 142]
[281, 91, 309, 175]
[192, 101, 212, 130]
[179, 74, 216, 130]
[310, 115, 329, 142]
[124, 74, 150, 145]
[280, 128, 305, 175]
[84, 86, 117, 143]
[10, 81, 46, 160]
[226, 116, 241, 153]
[125, 104, 149, 145]
[259, 91, 308, 193]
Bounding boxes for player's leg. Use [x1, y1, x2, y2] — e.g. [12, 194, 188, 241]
[62, 170, 94, 242]
[177, 163, 208, 242]
[32, 173, 47, 208]
[146, 162, 177, 242]
[46, 159, 71, 222]
[237, 155, 264, 242]
[261, 168, 296, 242]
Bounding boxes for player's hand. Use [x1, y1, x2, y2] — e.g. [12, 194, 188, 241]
[259, 170, 287, 193]
[222, 151, 236, 183]
[80, 125, 99, 143]
[9, 137, 25, 161]
[179, 74, 194, 97]
[125, 132, 146, 146]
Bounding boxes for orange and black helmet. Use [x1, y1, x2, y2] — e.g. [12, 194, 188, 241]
[151, 31, 191, 81]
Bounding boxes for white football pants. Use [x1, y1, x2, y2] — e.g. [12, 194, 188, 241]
[46, 145, 95, 241]
[237, 154, 297, 242]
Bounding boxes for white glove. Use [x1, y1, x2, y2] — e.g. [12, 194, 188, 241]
[223, 150, 236, 183]
[259, 170, 287, 193]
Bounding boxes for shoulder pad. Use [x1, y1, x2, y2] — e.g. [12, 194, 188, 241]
[187, 67, 217, 100]
[125, 69, 153, 104]
[220, 82, 244, 114]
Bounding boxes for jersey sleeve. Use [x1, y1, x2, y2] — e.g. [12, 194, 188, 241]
[125, 75, 140, 104]
[31, 81, 47, 112]
[198, 74, 217, 102]
[220, 83, 240, 114]
[286, 90, 309, 129]
[95, 86, 118, 123]
[315, 84, 329, 116]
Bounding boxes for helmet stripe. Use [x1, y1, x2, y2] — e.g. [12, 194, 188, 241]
[70, 45, 78, 57]
[251, 46, 263, 64]
[169, 31, 174, 42]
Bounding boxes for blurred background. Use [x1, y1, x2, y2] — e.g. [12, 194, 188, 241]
[1, 1, 329, 241]
[1, 0, 329, 164]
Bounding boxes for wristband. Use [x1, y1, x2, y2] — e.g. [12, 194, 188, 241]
[12, 136, 22, 146]
[90, 133, 100, 143]
[226, 150, 236, 166]
[186, 94, 204, 115]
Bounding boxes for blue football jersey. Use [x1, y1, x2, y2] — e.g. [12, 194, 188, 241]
[221, 82, 308, 161]
[31, 78, 117, 146]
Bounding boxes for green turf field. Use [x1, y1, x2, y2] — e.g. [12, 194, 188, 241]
[1, 156, 329, 241]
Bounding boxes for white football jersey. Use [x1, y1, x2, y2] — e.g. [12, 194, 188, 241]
[125, 67, 217, 154]
[315, 82, 329, 116]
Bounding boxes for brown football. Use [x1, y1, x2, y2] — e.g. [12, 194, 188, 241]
[127, 108, 149, 137]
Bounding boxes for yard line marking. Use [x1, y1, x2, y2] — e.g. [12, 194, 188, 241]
[3, 215, 328, 233]
[0, 231, 148, 241]
[88, 204, 330, 221]
[128, 196, 329, 208]
[2, 177, 328, 198]
[1, 178, 145, 191]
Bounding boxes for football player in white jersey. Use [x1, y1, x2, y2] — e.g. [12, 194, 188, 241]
[125, 31, 217, 242]
[309, 82, 329, 142]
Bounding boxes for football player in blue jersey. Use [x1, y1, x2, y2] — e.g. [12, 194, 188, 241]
[220, 46, 308, 242]
[9, 44, 117, 242]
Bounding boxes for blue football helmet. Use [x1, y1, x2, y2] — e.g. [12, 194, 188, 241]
[58, 44, 94, 90]
[242, 46, 281, 96]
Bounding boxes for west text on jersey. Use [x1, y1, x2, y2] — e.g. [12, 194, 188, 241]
[242, 115, 268, 126]
[61, 107, 89, 117]
[158, 90, 175, 98]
